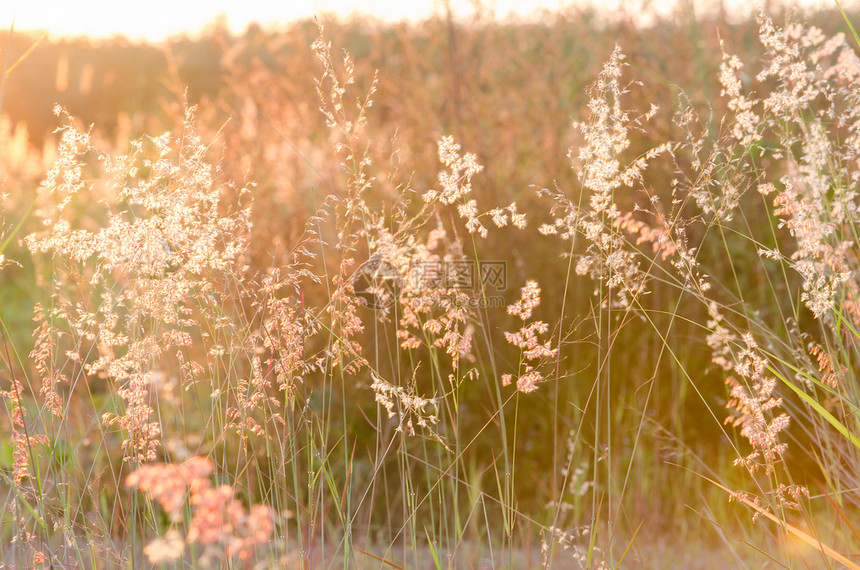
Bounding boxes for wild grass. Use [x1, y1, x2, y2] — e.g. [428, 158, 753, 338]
[1, 3, 860, 569]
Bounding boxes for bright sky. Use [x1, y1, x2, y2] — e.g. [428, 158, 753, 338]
[0, 0, 848, 42]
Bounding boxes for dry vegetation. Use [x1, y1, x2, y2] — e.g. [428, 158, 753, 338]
[1, 3, 860, 568]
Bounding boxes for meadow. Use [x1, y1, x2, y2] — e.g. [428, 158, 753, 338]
[1, 2, 860, 567]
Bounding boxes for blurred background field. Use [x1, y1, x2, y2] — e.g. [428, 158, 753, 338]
[2, 1, 860, 567]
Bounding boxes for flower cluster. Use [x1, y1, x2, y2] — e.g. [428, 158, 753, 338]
[540, 47, 668, 309]
[502, 280, 557, 393]
[427, 136, 483, 206]
[25, 108, 253, 462]
[126, 457, 274, 563]
[393, 223, 476, 370]
[371, 371, 441, 440]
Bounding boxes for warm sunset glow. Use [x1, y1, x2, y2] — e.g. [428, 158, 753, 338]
[0, 0, 841, 42]
[0, 0, 565, 41]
